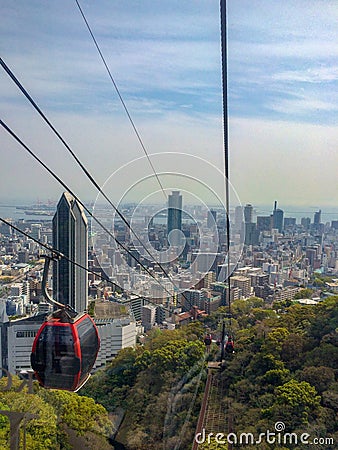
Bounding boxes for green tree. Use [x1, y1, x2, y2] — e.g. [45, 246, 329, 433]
[276, 379, 320, 409]
[40, 389, 112, 438]
[294, 288, 314, 299]
[270, 379, 321, 426]
[281, 333, 306, 370]
[298, 366, 335, 393]
[262, 368, 291, 387]
[0, 378, 58, 450]
[262, 327, 290, 355]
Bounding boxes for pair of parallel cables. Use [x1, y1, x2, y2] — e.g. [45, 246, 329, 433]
[0, 0, 232, 316]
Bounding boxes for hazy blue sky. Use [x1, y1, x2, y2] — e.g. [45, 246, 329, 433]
[1, 0, 337, 209]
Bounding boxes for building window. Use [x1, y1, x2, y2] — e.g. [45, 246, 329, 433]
[16, 330, 37, 338]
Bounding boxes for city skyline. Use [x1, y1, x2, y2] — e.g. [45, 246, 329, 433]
[1, 1, 337, 207]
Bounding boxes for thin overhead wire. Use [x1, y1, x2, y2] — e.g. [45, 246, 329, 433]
[1, 120, 197, 311]
[0, 119, 175, 300]
[0, 217, 117, 289]
[0, 217, 175, 314]
[0, 57, 189, 306]
[74, 0, 167, 201]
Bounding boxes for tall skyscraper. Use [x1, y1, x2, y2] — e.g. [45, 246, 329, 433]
[167, 191, 182, 245]
[301, 217, 311, 229]
[272, 201, 284, 232]
[31, 223, 42, 240]
[257, 216, 271, 232]
[243, 204, 259, 245]
[234, 205, 243, 233]
[244, 204, 253, 224]
[284, 217, 296, 229]
[207, 209, 217, 229]
[244, 222, 259, 245]
[53, 192, 88, 312]
[313, 210, 321, 225]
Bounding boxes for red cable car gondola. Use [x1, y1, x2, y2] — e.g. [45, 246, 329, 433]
[225, 335, 235, 354]
[30, 255, 100, 391]
[31, 308, 100, 391]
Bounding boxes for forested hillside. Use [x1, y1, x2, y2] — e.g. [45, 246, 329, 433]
[81, 322, 207, 449]
[208, 296, 338, 449]
[1, 297, 336, 449]
[83, 297, 338, 450]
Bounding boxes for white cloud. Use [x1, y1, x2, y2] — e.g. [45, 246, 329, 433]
[1, 0, 337, 208]
[272, 66, 338, 84]
[267, 96, 338, 116]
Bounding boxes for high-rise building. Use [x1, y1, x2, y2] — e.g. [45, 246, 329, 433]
[284, 217, 296, 229]
[233, 205, 243, 234]
[301, 217, 311, 229]
[244, 204, 253, 224]
[313, 210, 321, 225]
[167, 191, 182, 245]
[180, 289, 205, 311]
[231, 275, 251, 298]
[0, 219, 13, 237]
[31, 224, 42, 241]
[141, 304, 156, 331]
[18, 249, 29, 264]
[244, 222, 259, 245]
[207, 209, 217, 229]
[243, 204, 259, 245]
[272, 201, 284, 232]
[52, 192, 88, 312]
[257, 216, 271, 232]
[155, 305, 166, 325]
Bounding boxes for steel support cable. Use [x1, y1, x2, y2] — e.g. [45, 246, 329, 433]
[193, 5, 231, 449]
[0, 120, 176, 301]
[220, 0, 232, 325]
[0, 58, 195, 312]
[0, 57, 171, 282]
[74, 0, 167, 201]
[0, 216, 186, 314]
[1, 59, 197, 316]
[0, 217, 118, 290]
[1, 120, 195, 312]
[0, 216, 177, 314]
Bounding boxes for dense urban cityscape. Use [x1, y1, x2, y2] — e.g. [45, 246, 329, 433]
[1, 193, 337, 377]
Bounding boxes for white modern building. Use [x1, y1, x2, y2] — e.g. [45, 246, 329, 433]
[94, 318, 137, 368]
[0, 315, 45, 374]
[0, 314, 137, 376]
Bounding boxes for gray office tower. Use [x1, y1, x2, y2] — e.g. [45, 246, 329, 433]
[244, 204, 253, 224]
[207, 210, 217, 229]
[313, 210, 321, 225]
[53, 192, 88, 312]
[167, 191, 182, 239]
[272, 200, 284, 233]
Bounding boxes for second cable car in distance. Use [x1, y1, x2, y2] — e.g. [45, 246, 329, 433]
[30, 255, 100, 391]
